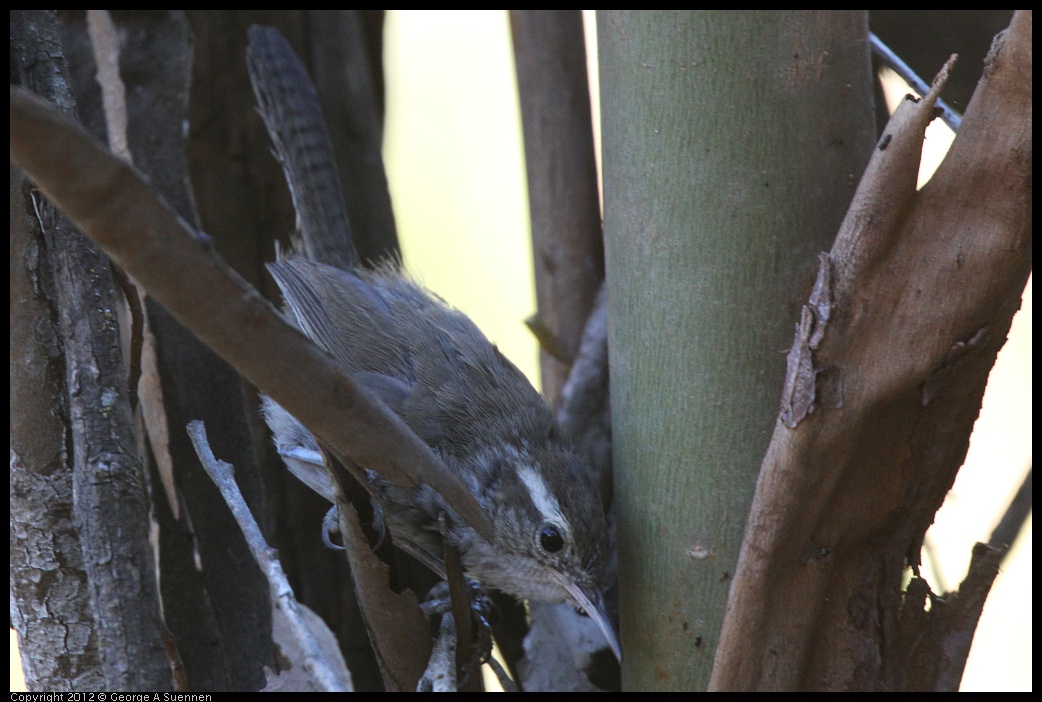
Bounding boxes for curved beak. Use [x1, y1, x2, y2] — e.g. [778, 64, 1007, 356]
[554, 573, 622, 662]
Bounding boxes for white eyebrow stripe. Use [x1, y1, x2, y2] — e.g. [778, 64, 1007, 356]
[518, 465, 567, 528]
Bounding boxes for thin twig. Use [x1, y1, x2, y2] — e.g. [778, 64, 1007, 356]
[870, 31, 962, 132]
[988, 465, 1032, 553]
[186, 420, 351, 692]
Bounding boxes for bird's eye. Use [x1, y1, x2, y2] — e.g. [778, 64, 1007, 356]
[539, 524, 565, 553]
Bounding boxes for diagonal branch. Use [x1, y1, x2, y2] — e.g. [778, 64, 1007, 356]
[9, 87, 493, 545]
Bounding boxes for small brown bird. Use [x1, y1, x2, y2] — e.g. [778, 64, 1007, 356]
[249, 25, 619, 661]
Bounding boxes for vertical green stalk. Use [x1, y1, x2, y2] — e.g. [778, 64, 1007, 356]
[598, 11, 874, 689]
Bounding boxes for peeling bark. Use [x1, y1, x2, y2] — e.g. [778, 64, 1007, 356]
[712, 11, 1031, 691]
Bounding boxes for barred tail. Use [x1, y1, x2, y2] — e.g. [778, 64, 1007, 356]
[247, 25, 356, 270]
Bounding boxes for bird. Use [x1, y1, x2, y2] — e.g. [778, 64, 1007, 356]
[248, 25, 619, 662]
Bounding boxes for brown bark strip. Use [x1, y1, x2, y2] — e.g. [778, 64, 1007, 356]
[510, 10, 604, 406]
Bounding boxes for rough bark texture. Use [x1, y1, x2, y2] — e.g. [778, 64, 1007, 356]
[11, 12, 402, 691]
[10, 10, 170, 691]
[59, 12, 276, 690]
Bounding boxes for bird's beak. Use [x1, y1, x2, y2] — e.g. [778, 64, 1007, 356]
[554, 572, 621, 662]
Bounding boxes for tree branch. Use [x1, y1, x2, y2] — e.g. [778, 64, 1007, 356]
[9, 86, 493, 545]
[712, 11, 1031, 690]
[511, 10, 604, 406]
